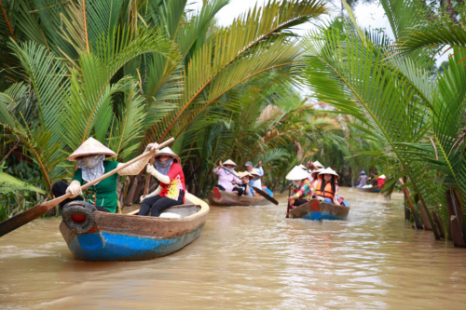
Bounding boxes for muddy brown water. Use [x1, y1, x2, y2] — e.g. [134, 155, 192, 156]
[1, 188, 465, 309]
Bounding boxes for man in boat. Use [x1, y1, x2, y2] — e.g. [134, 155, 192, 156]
[357, 171, 368, 188]
[245, 160, 264, 189]
[52, 137, 159, 213]
[376, 174, 387, 189]
[213, 159, 244, 196]
[315, 168, 349, 206]
[139, 147, 186, 217]
[286, 166, 315, 209]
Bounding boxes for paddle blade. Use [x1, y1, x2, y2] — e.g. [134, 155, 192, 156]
[0, 196, 67, 237]
[251, 186, 279, 205]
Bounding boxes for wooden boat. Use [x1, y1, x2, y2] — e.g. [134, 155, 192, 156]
[357, 185, 381, 193]
[59, 193, 209, 261]
[207, 189, 270, 206]
[289, 199, 350, 221]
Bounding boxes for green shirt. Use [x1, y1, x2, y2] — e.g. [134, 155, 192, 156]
[73, 161, 119, 213]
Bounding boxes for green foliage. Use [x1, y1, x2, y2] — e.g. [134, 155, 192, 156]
[0, 0, 330, 205]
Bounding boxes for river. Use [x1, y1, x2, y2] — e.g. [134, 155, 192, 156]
[1, 188, 465, 309]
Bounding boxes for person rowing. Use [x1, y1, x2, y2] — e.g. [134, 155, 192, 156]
[286, 166, 315, 210]
[52, 137, 159, 213]
[376, 174, 387, 189]
[139, 147, 186, 217]
[357, 170, 368, 188]
[213, 159, 244, 196]
[303, 160, 324, 182]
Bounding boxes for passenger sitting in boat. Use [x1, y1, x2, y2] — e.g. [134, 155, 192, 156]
[52, 137, 158, 213]
[376, 174, 386, 189]
[237, 172, 253, 197]
[311, 169, 323, 189]
[248, 170, 263, 196]
[245, 160, 264, 189]
[286, 166, 315, 208]
[357, 171, 368, 188]
[315, 167, 346, 206]
[213, 159, 244, 196]
[305, 160, 324, 182]
[139, 147, 186, 217]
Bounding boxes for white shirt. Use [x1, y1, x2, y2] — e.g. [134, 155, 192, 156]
[253, 166, 264, 189]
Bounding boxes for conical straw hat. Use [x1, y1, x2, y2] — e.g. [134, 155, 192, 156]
[237, 171, 251, 178]
[68, 137, 116, 161]
[223, 159, 237, 167]
[318, 167, 339, 180]
[299, 164, 308, 171]
[154, 146, 181, 163]
[378, 174, 386, 179]
[313, 160, 324, 169]
[311, 169, 322, 179]
[286, 166, 310, 181]
[249, 170, 261, 178]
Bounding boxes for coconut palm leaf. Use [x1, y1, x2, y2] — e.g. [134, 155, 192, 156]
[109, 81, 148, 161]
[144, 0, 328, 144]
[9, 40, 69, 146]
[400, 18, 466, 59]
[59, 25, 171, 153]
[430, 50, 466, 214]
[379, 0, 424, 42]
[0, 171, 46, 194]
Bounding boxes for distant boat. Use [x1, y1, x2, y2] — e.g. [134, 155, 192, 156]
[60, 193, 209, 261]
[358, 185, 381, 193]
[207, 188, 271, 206]
[289, 199, 350, 221]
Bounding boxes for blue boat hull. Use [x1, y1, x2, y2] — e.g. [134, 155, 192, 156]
[65, 226, 204, 261]
[289, 199, 350, 221]
[60, 194, 209, 262]
[302, 212, 347, 221]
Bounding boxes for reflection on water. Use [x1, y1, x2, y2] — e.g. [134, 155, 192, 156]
[1, 188, 465, 309]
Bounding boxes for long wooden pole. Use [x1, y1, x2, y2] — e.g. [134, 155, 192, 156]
[286, 184, 292, 218]
[0, 138, 174, 237]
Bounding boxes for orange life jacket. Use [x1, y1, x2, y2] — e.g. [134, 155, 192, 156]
[315, 180, 335, 199]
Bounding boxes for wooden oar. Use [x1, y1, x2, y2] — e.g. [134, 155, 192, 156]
[0, 138, 175, 238]
[286, 185, 292, 218]
[250, 185, 278, 205]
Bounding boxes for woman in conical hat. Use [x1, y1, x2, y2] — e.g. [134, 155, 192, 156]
[139, 146, 186, 217]
[376, 174, 387, 189]
[236, 171, 253, 197]
[212, 159, 244, 196]
[286, 166, 315, 208]
[52, 137, 159, 213]
[310, 168, 322, 188]
[315, 167, 341, 205]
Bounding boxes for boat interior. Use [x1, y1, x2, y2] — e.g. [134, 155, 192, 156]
[127, 200, 200, 218]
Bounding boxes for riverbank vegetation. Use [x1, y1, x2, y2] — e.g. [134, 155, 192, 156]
[1, 0, 466, 247]
[304, 0, 466, 244]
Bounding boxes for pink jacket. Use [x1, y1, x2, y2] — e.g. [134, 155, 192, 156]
[213, 167, 242, 191]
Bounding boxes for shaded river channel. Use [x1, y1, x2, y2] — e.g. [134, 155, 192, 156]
[1, 188, 465, 309]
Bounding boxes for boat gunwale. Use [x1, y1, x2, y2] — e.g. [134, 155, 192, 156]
[60, 193, 209, 240]
[207, 190, 269, 206]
